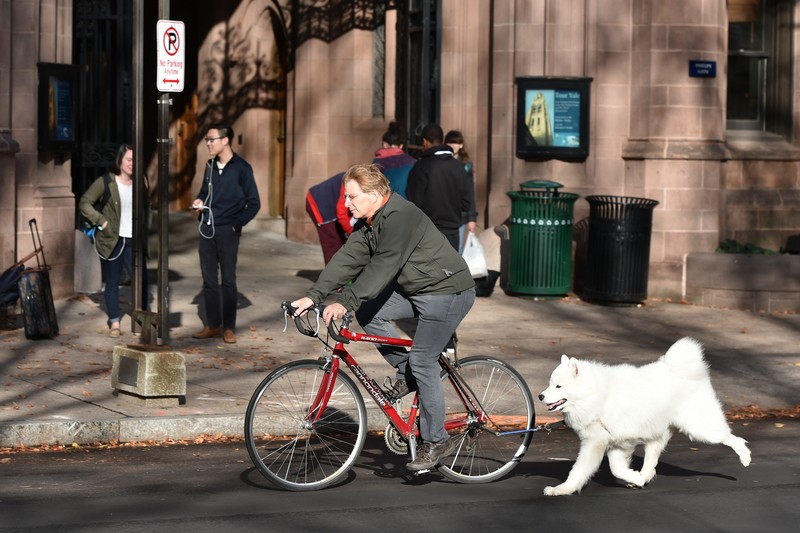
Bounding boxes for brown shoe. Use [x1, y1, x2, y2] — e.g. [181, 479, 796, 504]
[192, 326, 221, 339]
[223, 329, 236, 344]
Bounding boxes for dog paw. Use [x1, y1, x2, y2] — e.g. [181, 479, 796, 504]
[543, 485, 574, 496]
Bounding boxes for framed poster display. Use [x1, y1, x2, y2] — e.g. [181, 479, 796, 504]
[515, 76, 592, 162]
[37, 63, 79, 152]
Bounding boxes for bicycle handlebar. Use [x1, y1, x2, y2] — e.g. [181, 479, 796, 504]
[281, 301, 351, 344]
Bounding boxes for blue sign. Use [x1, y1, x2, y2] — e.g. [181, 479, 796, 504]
[689, 60, 716, 78]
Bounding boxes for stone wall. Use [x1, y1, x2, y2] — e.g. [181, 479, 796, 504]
[685, 252, 800, 313]
[721, 141, 800, 252]
[2, 0, 76, 299]
[285, 30, 390, 245]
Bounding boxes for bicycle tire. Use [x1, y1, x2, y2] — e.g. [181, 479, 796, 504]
[437, 356, 535, 483]
[244, 359, 367, 491]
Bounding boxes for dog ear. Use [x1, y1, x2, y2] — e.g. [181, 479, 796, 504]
[568, 357, 579, 376]
[560, 354, 570, 365]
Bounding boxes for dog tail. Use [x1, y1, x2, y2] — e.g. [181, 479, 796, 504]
[662, 337, 709, 380]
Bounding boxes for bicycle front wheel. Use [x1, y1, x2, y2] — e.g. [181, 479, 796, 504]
[244, 359, 367, 491]
[438, 356, 535, 483]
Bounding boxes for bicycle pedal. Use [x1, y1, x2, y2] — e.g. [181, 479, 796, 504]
[413, 468, 432, 475]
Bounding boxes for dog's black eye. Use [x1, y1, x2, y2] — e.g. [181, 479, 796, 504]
[555, 385, 561, 388]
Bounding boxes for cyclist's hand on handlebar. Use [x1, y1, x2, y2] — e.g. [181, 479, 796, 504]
[289, 297, 315, 317]
[322, 302, 347, 325]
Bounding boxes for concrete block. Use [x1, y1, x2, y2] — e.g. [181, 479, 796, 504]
[111, 346, 186, 405]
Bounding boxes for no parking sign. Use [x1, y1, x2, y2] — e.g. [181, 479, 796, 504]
[157, 20, 185, 92]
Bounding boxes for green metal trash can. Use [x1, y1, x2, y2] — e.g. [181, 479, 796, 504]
[505, 180, 579, 296]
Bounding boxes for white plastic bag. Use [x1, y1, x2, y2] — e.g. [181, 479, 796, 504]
[462, 232, 489, 279]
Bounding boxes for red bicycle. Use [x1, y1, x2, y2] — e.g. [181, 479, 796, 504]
[244, 302, 536, 491]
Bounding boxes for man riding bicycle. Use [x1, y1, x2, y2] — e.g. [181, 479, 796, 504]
[291, 163, 476, 471]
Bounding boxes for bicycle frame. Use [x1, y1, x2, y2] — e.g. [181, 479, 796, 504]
[248, 304, 538, 490]
[306, 324, 487, 457]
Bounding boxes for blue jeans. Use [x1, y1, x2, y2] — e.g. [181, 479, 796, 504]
[198, 224, 241, 330]
[356, 286, 476, 444]
[101, 237, 149, 327]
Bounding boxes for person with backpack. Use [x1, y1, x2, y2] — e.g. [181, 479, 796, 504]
[305, 171, 353, 265]
[79, 143, 150, 338]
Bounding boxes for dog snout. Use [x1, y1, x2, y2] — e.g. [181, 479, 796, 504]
[538, 394, 545, 401]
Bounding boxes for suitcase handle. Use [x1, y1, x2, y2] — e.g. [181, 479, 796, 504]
[27, 218, 48, 270]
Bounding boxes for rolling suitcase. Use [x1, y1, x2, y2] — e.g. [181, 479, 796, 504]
[18, 219, 59, 339]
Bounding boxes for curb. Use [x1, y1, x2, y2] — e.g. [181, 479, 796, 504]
[0, 415, 243, 448]
[0, 412, 563, 448]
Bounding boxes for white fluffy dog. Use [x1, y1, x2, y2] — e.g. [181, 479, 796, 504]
[538, 337, 751, 496]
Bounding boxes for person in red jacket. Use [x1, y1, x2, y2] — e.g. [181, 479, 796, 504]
[305, 172, 354, 264]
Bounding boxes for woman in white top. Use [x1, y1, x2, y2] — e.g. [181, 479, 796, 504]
[79, 144, 149, 337]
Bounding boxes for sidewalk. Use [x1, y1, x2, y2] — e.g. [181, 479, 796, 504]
[2, 213, 799, 447]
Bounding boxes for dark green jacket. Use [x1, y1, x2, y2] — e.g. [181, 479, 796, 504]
[79, 173, 150, 259]
[307, 193, 474, 311]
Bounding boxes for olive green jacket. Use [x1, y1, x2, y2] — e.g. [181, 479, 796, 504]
[307, 193, 474, 311]
[79, 173, 150, 259]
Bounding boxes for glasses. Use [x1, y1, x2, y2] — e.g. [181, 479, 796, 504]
[204, 136, 223, 143]
[343, 192, 364, 202]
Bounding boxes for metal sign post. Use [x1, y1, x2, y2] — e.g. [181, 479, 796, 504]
[131, 0, 145, 335]
[154, 17, 185, 345]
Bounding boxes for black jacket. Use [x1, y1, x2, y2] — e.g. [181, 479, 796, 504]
[196, 153, 260, 231]
[406, 145, 475, 233]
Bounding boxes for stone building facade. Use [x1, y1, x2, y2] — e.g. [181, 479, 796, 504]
[2, 0, 799, 310]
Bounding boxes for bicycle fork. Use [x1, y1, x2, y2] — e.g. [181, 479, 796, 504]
[304, 356, 340, 427]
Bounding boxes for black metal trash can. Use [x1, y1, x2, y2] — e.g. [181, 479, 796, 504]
[19, 267, 59, 339]
[582, 195, 659, 304]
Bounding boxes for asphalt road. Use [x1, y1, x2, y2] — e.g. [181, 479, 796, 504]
[2, 419, 798, 532]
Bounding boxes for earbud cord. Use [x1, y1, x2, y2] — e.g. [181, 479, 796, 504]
[198, 160, 215, 239]
[94, 235, 126, 261]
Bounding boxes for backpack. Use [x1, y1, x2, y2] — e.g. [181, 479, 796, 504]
[80, 173, 112, 239]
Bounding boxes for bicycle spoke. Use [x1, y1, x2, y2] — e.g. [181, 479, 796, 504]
[245, 361, 367, 491]
[439, 356, 534, 483]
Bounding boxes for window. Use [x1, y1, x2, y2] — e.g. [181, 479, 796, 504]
[727, 0, 793, 138]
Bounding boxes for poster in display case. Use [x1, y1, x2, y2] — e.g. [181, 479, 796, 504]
[37, 63, 78, 152]
[515, 76, 592, 162]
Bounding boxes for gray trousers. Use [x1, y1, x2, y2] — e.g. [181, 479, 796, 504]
[356, 286, 476, 444]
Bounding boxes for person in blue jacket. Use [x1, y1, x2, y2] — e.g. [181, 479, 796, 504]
[372, 121, 417, 199]
[191, 124, 260, 344]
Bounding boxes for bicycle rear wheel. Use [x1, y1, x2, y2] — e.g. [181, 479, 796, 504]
[438, 356, 535, 483]
[244, 359, 367, 491]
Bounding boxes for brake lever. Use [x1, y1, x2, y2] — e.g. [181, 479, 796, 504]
[281, 301, 296, 333]
[281, 301, 322, 336]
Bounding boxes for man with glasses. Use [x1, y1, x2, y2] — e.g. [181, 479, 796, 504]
[191, 124, 260, 344]
[291, 163, 476, 472]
